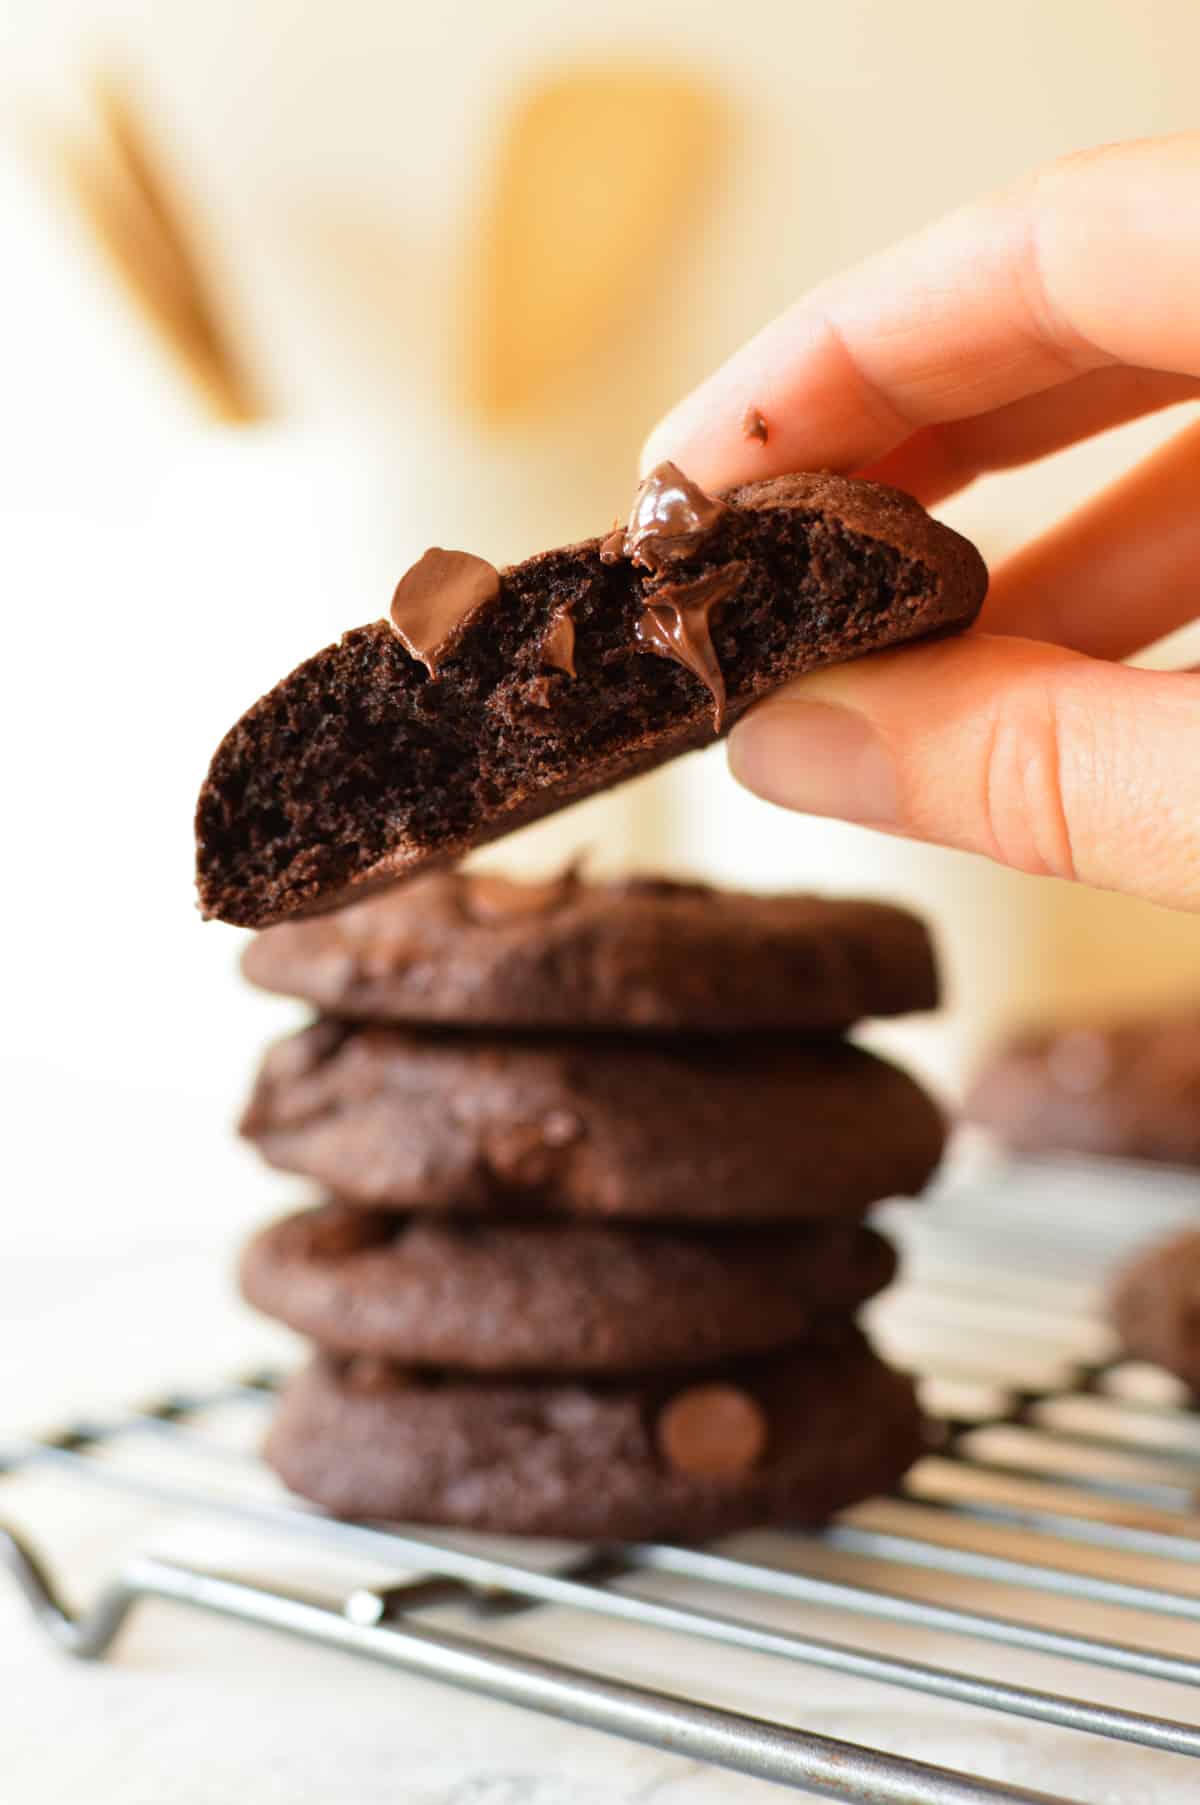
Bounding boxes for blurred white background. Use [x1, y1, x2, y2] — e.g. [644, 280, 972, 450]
[4, 0, 1200, 1406]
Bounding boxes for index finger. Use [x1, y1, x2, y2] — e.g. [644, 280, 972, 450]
[643, 134, 1200, 492]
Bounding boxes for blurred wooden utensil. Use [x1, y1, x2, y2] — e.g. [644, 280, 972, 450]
[466, 63, 722, 422]
[40, 70, 265, 424]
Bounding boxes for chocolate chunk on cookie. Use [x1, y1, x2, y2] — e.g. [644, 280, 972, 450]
[241, 870, 939, 1033]
[196, 467, 986, 928]
[1110, 1229, 1200, 1391]
[239, 1201, 897, 1372]
[239, 1022, 946, 1221]
[263, 1332, 926, 1539]
[967, 1011, 1200, 1165]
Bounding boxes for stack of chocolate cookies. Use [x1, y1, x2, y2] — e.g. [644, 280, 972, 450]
[236, 870, 944, 1541]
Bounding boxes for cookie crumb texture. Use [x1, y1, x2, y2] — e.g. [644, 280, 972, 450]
[264, 1333, 926, 1539]
[196, 472, 986, 928]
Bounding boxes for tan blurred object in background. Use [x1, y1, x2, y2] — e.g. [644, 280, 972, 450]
[43, 69, 265, 422]
[464, 64, 720, 422]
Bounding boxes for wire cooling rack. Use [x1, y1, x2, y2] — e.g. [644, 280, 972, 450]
[5, 1154, 1200, 1804]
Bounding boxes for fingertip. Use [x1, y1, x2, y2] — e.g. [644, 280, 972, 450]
[728, 691, 899, 824]
[637, 414, 678, 479]
[639, 384, 777, 488]
[638, 391, 721, 481]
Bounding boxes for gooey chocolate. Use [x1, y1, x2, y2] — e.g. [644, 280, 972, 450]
[600, 460, 730, 572]
[601, 463, 745, 729]
[634, 562, 749, 733]
[388, 546, 502, 678]
[389, 471, 739, 728]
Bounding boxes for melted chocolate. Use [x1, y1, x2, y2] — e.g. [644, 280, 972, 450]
[600, 462, 729, 571]
[387, 547, 501, 678]
[540, 605, 576, 677]
[741, 407, 769, 444]
[633, 561, 749, 732]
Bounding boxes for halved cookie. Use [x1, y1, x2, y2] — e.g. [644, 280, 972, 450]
[197, 466, 985, 928]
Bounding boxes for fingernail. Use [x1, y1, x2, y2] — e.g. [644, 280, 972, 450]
[728, 701, 899, 825]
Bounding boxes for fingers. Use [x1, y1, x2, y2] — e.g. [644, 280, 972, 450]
[859, 368, 1200, 507]
[728, 635, 1200, 910]
[643, 135, 1200, 492]
[983, 416, 1200, 658]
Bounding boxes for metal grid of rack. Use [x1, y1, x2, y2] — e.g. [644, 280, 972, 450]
[5, 1154, 1200, 1804]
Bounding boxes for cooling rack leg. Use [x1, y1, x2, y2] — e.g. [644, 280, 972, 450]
[0, 1524, 135, 1658]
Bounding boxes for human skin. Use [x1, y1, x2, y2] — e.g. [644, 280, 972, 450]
[643, 135, 1200, 911]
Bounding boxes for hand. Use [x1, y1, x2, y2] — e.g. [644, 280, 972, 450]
[644, 135, 1200, 910]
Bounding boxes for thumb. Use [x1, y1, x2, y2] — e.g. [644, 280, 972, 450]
[728, 635, 1200, 911]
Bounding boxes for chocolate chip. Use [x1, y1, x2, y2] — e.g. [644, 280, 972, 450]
[387, 547, 501, 678]
[465, 872, 577, 922]
[540, 604, 577, 677]
[656, 1384, 768, 1479]
[603, 463, 730, 572]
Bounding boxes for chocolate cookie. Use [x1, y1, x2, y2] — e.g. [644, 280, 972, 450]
[263, 1333, 926, 1539]
[239, 1021, 946, 1220]
[196, 466, 986, 928]
[239, 1201, 897, 1373]
[1110, 1230, 1200, 1391]
[966, 1012, 1200, 1165]
[241, 870, 939, 1034]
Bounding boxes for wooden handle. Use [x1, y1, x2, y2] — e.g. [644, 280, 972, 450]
[465, 63, 722, 422]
